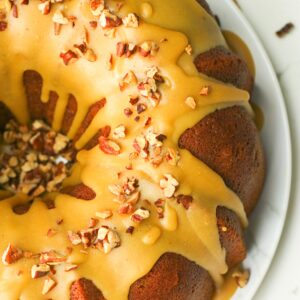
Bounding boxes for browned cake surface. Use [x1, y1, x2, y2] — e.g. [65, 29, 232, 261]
[69, 206, 246, 300]
[217, 207, 246, 268]
[194, 46, 253, 93]
[128, 253, 215, 300]
[196, 0, 213, 16]
[1, 0, 265, 299]
[62, 183, 96, 201]
[70, 278, 106, 300]
[0, 101, 14, 131]
[179, 105, 265, 215]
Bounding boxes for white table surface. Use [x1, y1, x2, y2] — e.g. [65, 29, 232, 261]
[235, 1, 300, 299]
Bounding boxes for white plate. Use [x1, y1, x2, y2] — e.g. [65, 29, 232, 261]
[207, 0, 292, 299]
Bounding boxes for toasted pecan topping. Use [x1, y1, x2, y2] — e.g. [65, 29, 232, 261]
[131, 208, 150, 223]
[68, 224, 121, 254]
[112, 125, 126, 139]
[99, 136, 121, 155]
[0, 120, 75, 197]
[108, 177, 140, 214]
[0, 21, 7, 31]
[276, 22, 295, 38]
[39, 250, 66, 265]
[95, 210, 113, 219]
[38, 1, 51, 15]
[2, 243, 23, 265]
[60, 50, 78, 65]
[185, 44, 193, 55]
[185, 96, 196, 109]
[154, 199, 165, 218]
[199, 85, 211, 96]
[138, 41, 159, 57]
[99, 9, 122, 29]
[122, 13, 139, 28]
[31, 264, 50, 279]
[176, 194, 193, 209]
[89, 0, 105, 16]
[64, 263, 78, 272]
[160, 174, 179, 198]
[42, 277, 57, 295]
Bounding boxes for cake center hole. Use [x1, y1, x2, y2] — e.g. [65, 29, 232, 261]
[0, 119, 76, 198]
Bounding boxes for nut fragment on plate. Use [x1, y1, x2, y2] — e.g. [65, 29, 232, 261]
[232, 269, 250, 288]
[276, 22, 295, 38]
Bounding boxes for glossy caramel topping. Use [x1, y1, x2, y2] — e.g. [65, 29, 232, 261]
[0, 0, 251, 298]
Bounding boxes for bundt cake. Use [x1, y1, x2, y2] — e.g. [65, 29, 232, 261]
[0, 0, 265, 299]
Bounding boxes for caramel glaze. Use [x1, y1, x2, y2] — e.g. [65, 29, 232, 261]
[0, 0, 253, 299]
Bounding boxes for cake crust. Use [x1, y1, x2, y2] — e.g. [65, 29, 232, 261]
[0, 0, 265, 299]
[179, 105, 265, 215]
[194, 46, 253, 93]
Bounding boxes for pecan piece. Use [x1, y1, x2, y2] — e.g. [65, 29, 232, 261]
[2, 244, 23, 265]
[99, 136, 121, 155]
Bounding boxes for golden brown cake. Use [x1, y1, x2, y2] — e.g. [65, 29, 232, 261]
[0, 0, 265, 299]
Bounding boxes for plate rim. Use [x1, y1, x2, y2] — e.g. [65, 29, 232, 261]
[207, 0, 292, 298]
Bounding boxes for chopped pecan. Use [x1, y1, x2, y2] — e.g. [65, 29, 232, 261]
[122, 13, 139, 28]
[64, 263, 78, 272]
[159, 174, 179, 198]
[2, 244, 23, 265]
[199, 85, 211, 96]
[112, 125, 126, 139]
[185, 44, 193, 55]
[90, 0, 104, 16]
[0, 21, 7, 31]
[39, 250, 66, 265]
[31, 264, 50, 279]
[42, 277, 57, 295]
[38, 1, 51, 15]
[99, 9, 122, 29]
[176, 194, 193, 209]
[124, 107, 133, 117]
[99, 136, 121, 155]
[68, 231, 82, 245]
[60, 50, 78, 65]
[126, 226, 135, 234]
[185, 96, 196, 109]
[87, 218, 99, 228]
[130, 208, 150, 223]
[95, 210, 113, 219]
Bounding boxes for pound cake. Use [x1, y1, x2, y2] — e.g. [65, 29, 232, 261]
[0, 0, 265, 299]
